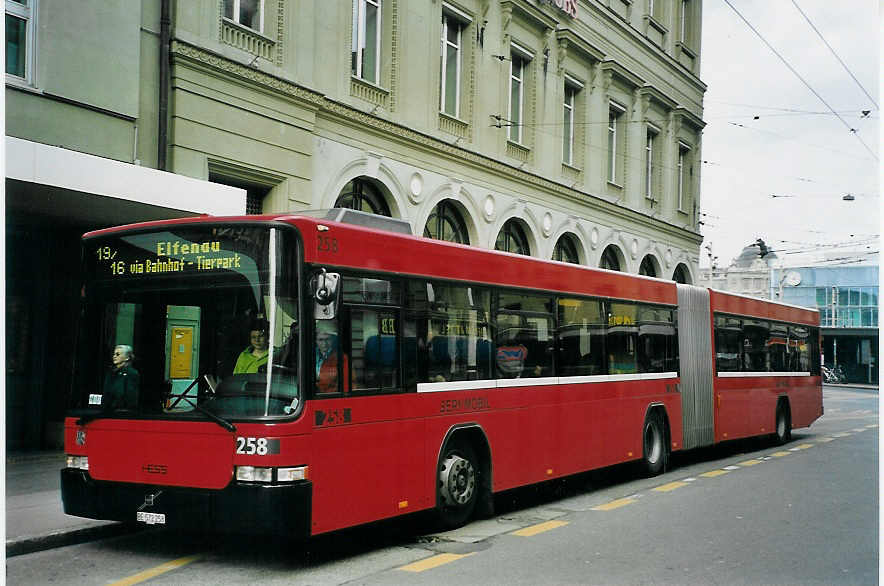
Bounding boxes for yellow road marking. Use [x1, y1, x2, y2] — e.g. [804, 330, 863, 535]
[771, 451, 791, 458]
[399, 553, 475, 572]
[816, 437, 835, 443]
[852, 428, 867, 433]
[653, 481, 688, 492]
[866, 424, 878, 429]
[592, 497, 636, 511]
[792, 443, 814, 450]
[833, 432, 852, 438]
[511, 519, 569, 537]
[700, 469, 729, 478]
[110, 555, 200, 586]
[739, 459, 762, 467]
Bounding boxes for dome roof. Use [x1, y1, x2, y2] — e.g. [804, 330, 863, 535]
[732, 243, 777, 268]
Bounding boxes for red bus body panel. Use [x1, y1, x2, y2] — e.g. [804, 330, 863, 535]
[709, 290, 823, 443]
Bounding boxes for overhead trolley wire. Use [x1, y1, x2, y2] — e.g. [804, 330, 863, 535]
[721, 0, 878, 161]
[791, 0, 879, 110]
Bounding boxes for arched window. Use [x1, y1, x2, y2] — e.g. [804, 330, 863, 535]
[335, 178, 391, 216]
[599, 245, 621, 272]
[673, 264, 690, 284]
[639, 255, 658, 277]
[423, 200, 470, 244]
[553, 233, 580, 264]
[495, 219, 530, 256]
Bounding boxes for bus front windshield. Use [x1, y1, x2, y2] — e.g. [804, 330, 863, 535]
[74, 225, 301, 422]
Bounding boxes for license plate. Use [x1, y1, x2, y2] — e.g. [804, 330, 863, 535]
[136, 511, 166, 525]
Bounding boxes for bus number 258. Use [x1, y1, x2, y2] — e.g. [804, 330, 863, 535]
[235, 437, 280, 455]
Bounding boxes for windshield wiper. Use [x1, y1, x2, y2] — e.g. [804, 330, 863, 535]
[180, 396, 237, 433]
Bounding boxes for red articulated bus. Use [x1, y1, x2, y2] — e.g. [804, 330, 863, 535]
[62, 209, 823, 536]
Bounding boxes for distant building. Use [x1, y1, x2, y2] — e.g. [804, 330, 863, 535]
[772, 265, 878, 385]
[698, 241, 778, 299]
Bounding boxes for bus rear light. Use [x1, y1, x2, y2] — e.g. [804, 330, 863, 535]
[236, 466, 273, 483]
[66, 455, 89, 470]
[277, 466, 308, 482]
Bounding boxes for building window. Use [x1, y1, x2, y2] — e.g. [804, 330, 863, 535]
[673, 264, 690, 284]
[553, 234, 580, 264]
[648, 0, 664, 21]
[563, 84, 576, 165]
[508, 52, 526, 144]
[608, 102, 626, 184]
[352, 0, 381, 85]
[224, 0, 262, 32]
[440, 10, 463, 118]
[679, 0, 695, 47]
[335, 178, 391, 216]
[600, 245, 621, 272]
[6, 0, 34, 83]
[645, 125, 660, 200]
[639, 255, 657, 277]
[495, 219, 530, 256]
[424, 200, 469, 245]
[677, 142, 691, 212]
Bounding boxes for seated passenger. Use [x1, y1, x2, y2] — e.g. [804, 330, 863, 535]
[496, 329, 528, 378]
[315, 320, 349, 394]
[103, 345, 140, 409]
[233, 320, 270, 374]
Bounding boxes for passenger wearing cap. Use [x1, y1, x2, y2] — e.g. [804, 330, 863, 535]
[315, 320, 349, 394]
[233, 320, 271, 374]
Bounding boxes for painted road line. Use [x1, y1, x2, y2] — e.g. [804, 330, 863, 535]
[852, 428, 867, 433]
[723, 465, 740, 471]
[682, 477, 697, 482]
[739, 459, 763, 467]
[653, 481, 689, 492]
[789, 443, 814, 451]
[771, 451, 791, 458]
[700, 469, 728, 478]
[511, 520, 569, 537]
[110, 555, 200, 586]
[833, 432, 852, 438]
[592, 497, 636, 511]
[866, 424, 878, 429]
[816, 437, 835, 443]
[399, 553, 475, 572]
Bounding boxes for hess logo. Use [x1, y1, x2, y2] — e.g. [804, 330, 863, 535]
[142, 464, 168, 475]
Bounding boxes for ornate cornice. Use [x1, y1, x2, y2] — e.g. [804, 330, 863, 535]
[169, 39, 701, 245]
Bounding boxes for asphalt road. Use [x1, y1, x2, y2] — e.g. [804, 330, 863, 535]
[7, 387, 878, 585]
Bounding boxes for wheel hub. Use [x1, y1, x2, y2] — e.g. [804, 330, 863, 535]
[439, 454, 475, 506]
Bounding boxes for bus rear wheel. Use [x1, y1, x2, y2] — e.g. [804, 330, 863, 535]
[642, 411, 668, 477]
[436, 441, 478, 530]
[775, 402, 791, 445]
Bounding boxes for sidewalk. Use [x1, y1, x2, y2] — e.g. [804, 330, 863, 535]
[6, 452, 132, 557]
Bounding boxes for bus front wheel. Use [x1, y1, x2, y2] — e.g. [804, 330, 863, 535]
[436, 441, 478, 529]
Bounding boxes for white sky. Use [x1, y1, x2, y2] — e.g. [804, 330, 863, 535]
[698, 0, 880, 268]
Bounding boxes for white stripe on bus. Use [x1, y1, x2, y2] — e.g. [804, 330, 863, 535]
[717, 371, 811, 378]
[416, 372, 679, 393]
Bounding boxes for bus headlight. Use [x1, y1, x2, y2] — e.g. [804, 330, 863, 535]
[236, 466, 273, 482]
[66, 455, 89, 470]
[277, 466, 308, 482]
[235, 465, 308, 483]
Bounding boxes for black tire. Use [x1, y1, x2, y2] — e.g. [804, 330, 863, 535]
[436, 440, 478, 530]
[642, 411, 668, 477]
[775, 403, 791, 445]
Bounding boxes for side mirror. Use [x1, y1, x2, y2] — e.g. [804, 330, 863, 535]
[311, 269, 341, 320]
